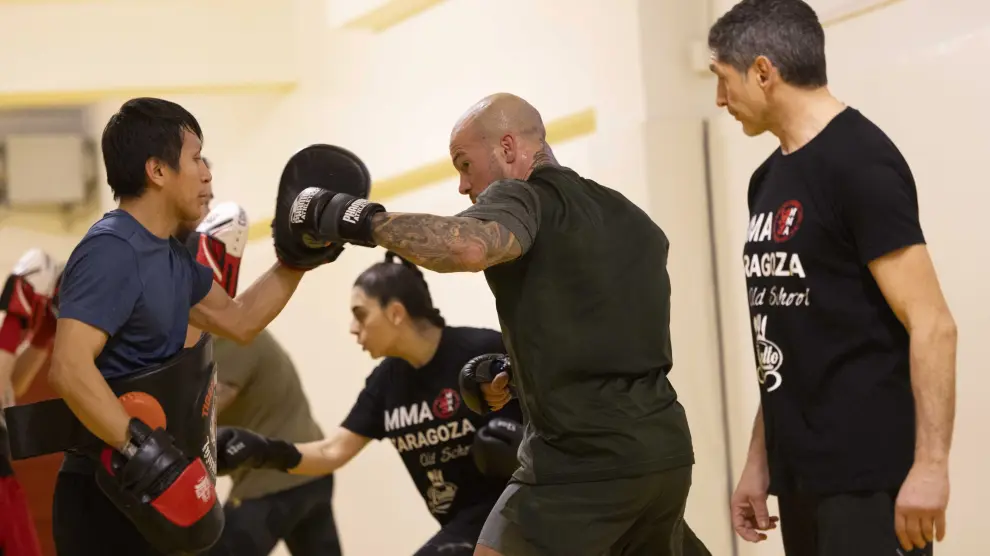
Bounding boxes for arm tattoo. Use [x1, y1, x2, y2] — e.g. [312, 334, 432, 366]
[370, 213, 522, 273]
[529, 141, 558, 174]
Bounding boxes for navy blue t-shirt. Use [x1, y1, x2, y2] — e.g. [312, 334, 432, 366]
[58, 210, 214, 379]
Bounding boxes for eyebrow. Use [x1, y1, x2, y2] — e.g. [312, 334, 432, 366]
[451, 152, 465, 167]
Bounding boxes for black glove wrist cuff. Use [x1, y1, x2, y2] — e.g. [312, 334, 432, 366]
[338, 199, 385, 247]
[267, 439, 303, 471]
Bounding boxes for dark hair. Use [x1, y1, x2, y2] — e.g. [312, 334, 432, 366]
[708, 0, 827, 88]
[354, 252, 446, 328]
[101, 97, 203, 200]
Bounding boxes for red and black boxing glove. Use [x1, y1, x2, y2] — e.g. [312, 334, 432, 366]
[95, 419, 224, 554]
[0, 249, 59, 355]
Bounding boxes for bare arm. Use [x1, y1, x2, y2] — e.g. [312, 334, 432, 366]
[47, 319, 133, 449]
[0, 351, 14, 406]
[870, 244, 957, 465]
[189, 263, 305, 345]
[369, 213, 522, 273]
[746, 404, 767, 466]
[289, 427, 371, 476]
[11, 345, 49, 399]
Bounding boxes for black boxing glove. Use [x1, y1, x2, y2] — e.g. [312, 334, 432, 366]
[95, 419, 223, 555]
[216, 427, 302, 475]
[459, 353, 514, 415]
[289, 187, 385, 248]
[473, 417, 523, 479]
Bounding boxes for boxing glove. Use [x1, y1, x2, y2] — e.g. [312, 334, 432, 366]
[289, 187, 385, 248]
[216, 426, 302, 475]
[0, 248, 59, 327]
[473, 417, 523, 479]
[190, 201, 248, 297]
[95, 418, 224, 554]
[459, 353, 514, 415]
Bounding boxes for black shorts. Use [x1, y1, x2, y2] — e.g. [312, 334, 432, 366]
[779, 490, 934, 556]
[208, 475, 340, 556]
[477, 465, 710, 556]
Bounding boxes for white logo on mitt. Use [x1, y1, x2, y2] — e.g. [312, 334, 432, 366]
[290, 187, 322, 225]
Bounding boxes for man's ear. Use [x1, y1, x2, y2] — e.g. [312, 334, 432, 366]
[145, 157, 167, 188]
[753, 55, 774, 87]
[500, 134, 518, 165]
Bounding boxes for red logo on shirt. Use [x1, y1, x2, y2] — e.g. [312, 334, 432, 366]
[773, 200, 803, 242]
[432, 389, 461, 419]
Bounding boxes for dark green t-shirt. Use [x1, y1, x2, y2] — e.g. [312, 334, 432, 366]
[215, 329, 324, 501]
[457, 166, 694, 484]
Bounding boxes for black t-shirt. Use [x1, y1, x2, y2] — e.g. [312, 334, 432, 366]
[341, 326, 523, 525]
[743, 107, 926, 495]
[457, 166, 695, 485]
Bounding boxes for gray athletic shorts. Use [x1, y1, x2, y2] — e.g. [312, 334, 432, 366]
[477, 465, 710, 556]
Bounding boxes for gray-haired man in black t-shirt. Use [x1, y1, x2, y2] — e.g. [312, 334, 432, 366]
[288, 93, 711, 556]
[708, 1, 957, 555]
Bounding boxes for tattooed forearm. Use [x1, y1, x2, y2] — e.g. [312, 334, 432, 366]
[370, 213, 521, 273]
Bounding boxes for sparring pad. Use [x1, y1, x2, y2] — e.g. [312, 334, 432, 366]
[273, 144, 372, 267]
[186, 201, 248, 298]
[4, 333, 219, 477]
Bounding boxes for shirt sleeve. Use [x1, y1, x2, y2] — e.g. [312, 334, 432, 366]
[840, 163, 926, 265]
[215, 339, 258, 390]
[341, 367, 388, 440]
[57, 234, 142, 336]
[179, 242, 214, 306]
[456, 179, 541, 253]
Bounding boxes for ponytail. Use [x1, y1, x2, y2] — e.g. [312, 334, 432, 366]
[354, 252, 446, 328]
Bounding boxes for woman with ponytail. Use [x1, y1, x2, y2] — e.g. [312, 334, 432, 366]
[214, 252, 525, 556]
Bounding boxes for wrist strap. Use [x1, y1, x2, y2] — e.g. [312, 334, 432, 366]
[337, 198, 384, 247]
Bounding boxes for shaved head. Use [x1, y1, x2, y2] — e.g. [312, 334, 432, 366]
[452, 93, 546, 145]
[450, 93, 555, 203]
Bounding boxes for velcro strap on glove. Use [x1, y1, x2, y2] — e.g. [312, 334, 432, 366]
[328, 193, 385, 247]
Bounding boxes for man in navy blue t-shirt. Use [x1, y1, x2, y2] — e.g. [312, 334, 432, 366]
[45, 97, 314, 556]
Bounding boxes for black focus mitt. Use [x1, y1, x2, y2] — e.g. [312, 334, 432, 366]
[94, 418, 224, 555]
[273, 144, 372, 270]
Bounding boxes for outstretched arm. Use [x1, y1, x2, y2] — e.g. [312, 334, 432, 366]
[368, 178, 541, 273]
[369, 214, 521, 273]
[189, 263, 305, 345]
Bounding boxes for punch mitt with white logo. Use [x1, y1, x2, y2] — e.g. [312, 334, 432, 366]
[186, 201, 248, 298]
[273, 144, 373, 270]
[94, 418, 224, 555]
